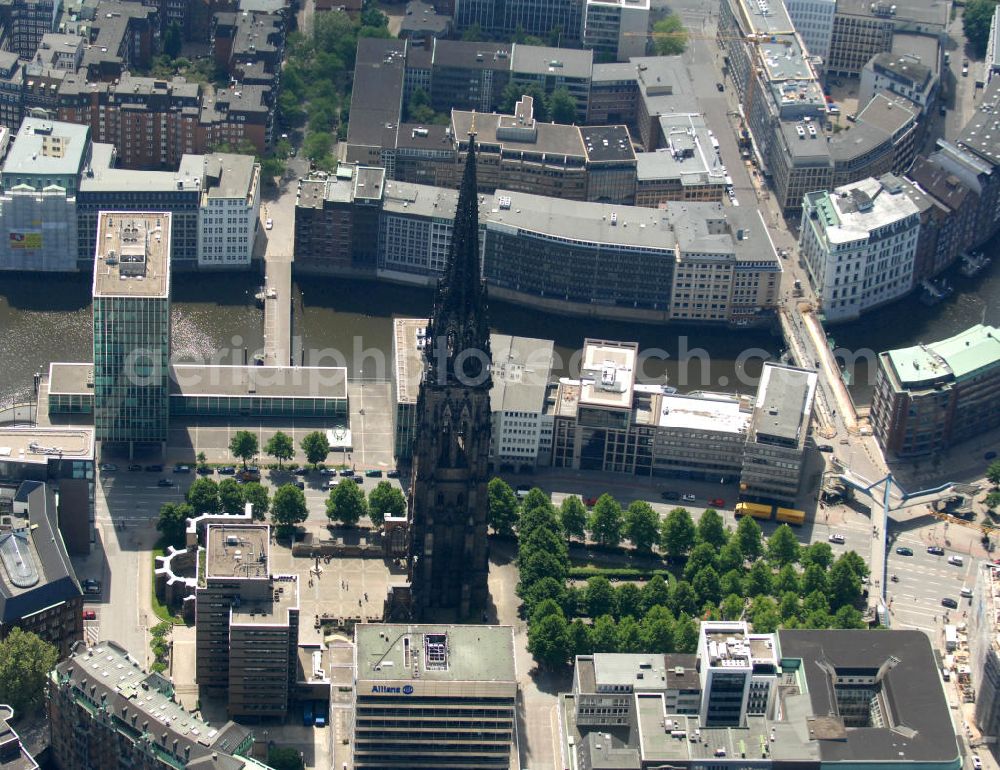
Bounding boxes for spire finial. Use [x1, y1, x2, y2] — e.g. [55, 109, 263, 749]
[470, 110, 476, 139]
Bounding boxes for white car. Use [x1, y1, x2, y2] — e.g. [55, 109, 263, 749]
[828, 533, 846, 544]
[265, 218, 273, 230]
[948, 555, 964, 566]
[972, 757, 982, 770]
[681, 494, 696, 503]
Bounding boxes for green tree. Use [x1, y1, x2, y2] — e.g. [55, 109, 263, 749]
[719, 540, 744, 572]
[828, 560, 862, 609]
[779, 591, 801, 622]
[965, 0, 999, 57]
[802, 563, 828, 595]
[987, 490, 1000, 511]
[735, 515, 763, 561]
[585, 576, 616, 617]
[163, 21, 182, 59]
[156, 502, 193, 548]
[264, 431, 295, 468]
[218, 478, 245, 515]
[267, 747, 305, 770]
[803, 589, 830, 616]
[641, 574, 671, 612]
[0, 629, 59, 715]
[692, 566, 722, 606]
[591, 615, 619, 653]
[616, 616, 643, 653]
[196, 451, 208, 471]
[745, 561, 774, 597]
[684, 542, 720, 581]
[696, 508, 727, 549]
[641, 606, 675, 651]
[749, 596, 781, 633]
[624, 500, 659, 552]
[615, 583, 642, 619]
[547, 87, 577, 124]
[720, 593, 745, 620]
[520, 527, 569, 573]
[488, 478, 520, 536]
[721, 569, 745, 598]
[326, 479, 368, 526]
[300, 431, 331, 466]
[303, 131, 334, 165]
[368, 481, 406, 527]
[832, 605, 865, 629]
[767, 524, 801, 567]
[520, 488, 553, 517]
[673, 615, 700, 653]
[652, 14, 688, 55]
[670, 580, 698, 616]
[567, 619, 592, 657]
[229, 430, 258, 468]
[517, 549, 567, 588]
[499, 82, 549, 121]
[775, 564, 801, 596]
[242, 482, 270, 520]
[461, 22, 484, 41]
[660, 507, 696, 560]
[559, 496, 588, 541]
[989, 459, 1000, 487]
[271, 484, 308, 535]
[522, 576, 568, 619]
[801, 541, 834, 570]
[527, 613, 570, 668]
[186, 477, 220, 514]
[529, 598, 564, 625]
[588, 494, 624, 546]
[518, 504, 561, 544]
[407, 87, 435, 123]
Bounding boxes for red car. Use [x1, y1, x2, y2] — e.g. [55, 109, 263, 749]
[82, 610, 96, 620]
[583, 496, 598, 507]
[709, 498, 725, 508]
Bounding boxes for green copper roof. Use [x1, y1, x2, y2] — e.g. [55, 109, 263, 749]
[887, 324, 1000, 385]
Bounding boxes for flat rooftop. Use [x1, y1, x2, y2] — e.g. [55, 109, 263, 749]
[835, 0, 949, 28]
[203, 153, 258, 200]
[205, 525, 270, 580]
[430, 39, 513, 71]
[579, 339, 637, 411]
[92, 212, 171, 299]
[355, 623, 516, 683]
[231, 574, 298, 626]
[510, 43, 593, 79]
[381, 179, 458, 219]
[658, 392, 751, 434]
[2, 118, 89, 181]
[452, 110, 586, 159]
[593, 653, 669, 690]
[753, 363, 816, 443]
[958, 76, 1000, 165]
[0, 427, 94, 462]
[581, 125, 636, 163]
[885, 324, 1000, 386]
[808, 176, 920, 244]
[170, 364, 348, 401]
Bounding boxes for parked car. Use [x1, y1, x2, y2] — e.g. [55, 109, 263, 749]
[927, 546, 945, 555]
[292, 466, 309, 476]
[387, 469, 400, 478]
[973, 757, 982, 770]
[681, 494, 696, 503]
[319, 467, 337, 476]
[81, 579, 102, 595]
[948, 555, 964, 566]
[128, 464, 142, 471]
[816, 445, 834, 453]
[237, 468, 260, 482]
[353, 476, 364, 484]
[265, 218, 273, 230]
[314, 700, 328, 728]
[327, 479, 338, 489]
[661, 490, 681, 501]
[365, 469, 383, 478]
[716, 81, 724, 91]
[218, 466, 236, 475]
[828, 533, 846, 544]
[82, 609, 96, 620]
[961, 586, 974, 598]
[302, 700, 314, 727]
[895, 546, 913, 556]
[99, 463, 117, 472]
[157, 478, 174, 487]
[709, 498, 725, 508]
[341, 468, 355, 477]
[145, 464, 163, 472]
[294, 481, 305, 490]
[986, 450, 998, 461]
[583, 496, 598, 507]
[173, 464, 191, 474]
[196, 466, 214, 475]
[942, 597, 959, 609]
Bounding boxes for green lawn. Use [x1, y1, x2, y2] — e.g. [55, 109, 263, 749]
[150, 544, 187, 626]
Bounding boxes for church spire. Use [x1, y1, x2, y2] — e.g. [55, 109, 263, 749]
[427, 129, 490, 385]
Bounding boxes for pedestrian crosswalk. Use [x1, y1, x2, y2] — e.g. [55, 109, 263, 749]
[84, 622, 100, 647]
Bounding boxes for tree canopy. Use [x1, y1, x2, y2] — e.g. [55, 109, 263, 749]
[186, 477, 220, 515]
[652, 14, 689, 56]
[488, 478, 520, 537]
[301, 431, 331, 466]
[588, 494, 624, 546]
[271, 484, 308, 534]
[0, 629, 58, 715]
[264, 431, 295, 468]
[368, 481, 406, 527]
[229, 430, 258, 467]
[559, 496, 588, 541]
[326, 479, 368, 526]
[157, 502, 193, 548]
[243, 482, 270, 520]
[965, 0, 998, 58]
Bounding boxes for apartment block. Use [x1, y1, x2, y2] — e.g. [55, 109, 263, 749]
[582, 0, 650, 62]
[740, 362, 816, 505]
[352, 623, 517, 769]
[871, 324, 1000, 457]
[91, 212, 171, 455]
[799, 174, 921, 323]
[0, 480, 82, 657]
[8, 0, 58, 60]
[196, 153, 261, 267]
[49, 640, 264, 770]
[195, 524, 299, 719]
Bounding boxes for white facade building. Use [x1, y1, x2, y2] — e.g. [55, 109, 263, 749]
[582, 0, 650, 62]
[799, 175, 921, 322]
[785, 0, 835, 64]
[195, 153, 261, 267]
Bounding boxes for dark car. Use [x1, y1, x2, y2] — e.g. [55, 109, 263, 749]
[128, 464, 142, 471]
[716, 82, 724, 91]
[661, 490, 681, 501]
[365, 469, 383, 478]
[895, 546, 913, 556]
[196, 465, 214, 475]
[173, 464, 191, 474]
[218, 466, 236, 475]
[157, 478, 174, 487]
[294, 481, 305, 490]
[353, 476, 364, 484]
[341, 469, 355, 477]
[145, 464, 163, 472]
[986, 451, 998, 461]
[817, 445, 834, 453]
[387, 470, 400, 478]
[942, 597, 959, 609]
[81, 579, 102, 595]
[293, 466, 309, 476]
[927, 545, 945, 555]
[320, 467, 337, 476]
[99, 463, 118, 472]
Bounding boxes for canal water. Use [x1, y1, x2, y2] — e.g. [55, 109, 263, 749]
[1, 257, 998, 409]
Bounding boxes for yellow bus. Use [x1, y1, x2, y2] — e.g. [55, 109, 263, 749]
[775, 507, 806, 526]
[735, 502, 773, 520]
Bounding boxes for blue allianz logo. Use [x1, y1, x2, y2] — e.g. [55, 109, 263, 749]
[403, 685, 414, 695]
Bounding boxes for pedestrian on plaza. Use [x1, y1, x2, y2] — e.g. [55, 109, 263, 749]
[364, 592, 368, 601]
